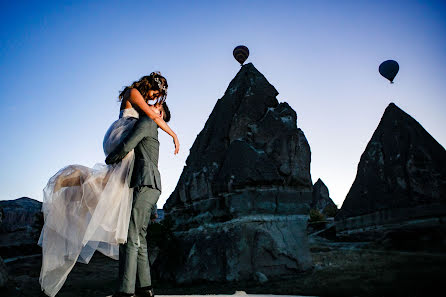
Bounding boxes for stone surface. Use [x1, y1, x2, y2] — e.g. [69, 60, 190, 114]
[0, 256, 7, 287]
[254, 272, 268, 283]
[336, 102, 446, 221]
[0, 198, 43, 258]
[311, 178, 337, 216]
[162, 63, 313, 283]
[154, 215, 312, 284]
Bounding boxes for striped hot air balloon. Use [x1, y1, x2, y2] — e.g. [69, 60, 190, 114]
[233, 45, 249, 65]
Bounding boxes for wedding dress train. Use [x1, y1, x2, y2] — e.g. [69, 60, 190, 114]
[38, 108, 139, 297]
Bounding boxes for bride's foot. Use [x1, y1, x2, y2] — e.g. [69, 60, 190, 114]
[135, 286, 154, 297]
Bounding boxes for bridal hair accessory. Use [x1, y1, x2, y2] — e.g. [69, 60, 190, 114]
[154, 76, 167, 94]
[149, 71, 167, 104]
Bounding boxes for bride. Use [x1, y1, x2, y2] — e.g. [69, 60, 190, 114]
[38, 72, 176, 297]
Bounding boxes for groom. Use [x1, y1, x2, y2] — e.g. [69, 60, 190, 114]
[106, 102, 170, 297]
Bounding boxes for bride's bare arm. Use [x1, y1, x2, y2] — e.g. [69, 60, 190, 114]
[126, 88, 180, 155]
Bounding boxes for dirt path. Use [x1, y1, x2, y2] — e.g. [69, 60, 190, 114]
[105, 293, 315, 297]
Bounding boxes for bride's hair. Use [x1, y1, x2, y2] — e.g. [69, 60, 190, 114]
[162, 102, 171, 123]
[119, 71, 168, 103]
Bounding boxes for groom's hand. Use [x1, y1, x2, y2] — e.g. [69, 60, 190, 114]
[105, 153, 121, 165]
[150, 211, 158, 222]
[105, 155, 114, 165]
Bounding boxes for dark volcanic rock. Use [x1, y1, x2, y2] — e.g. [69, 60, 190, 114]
[311, 178, 337, 216]
[335, 103, 446, 245]
[0, 197, 41, 233]
[161, 63, 313, 283]
[165, 63, 313, 228]
[0, 198, 42, 258]
[158, 216, 311, 283]
[337, 103, 446, 220]
[0, 256, 7, 287]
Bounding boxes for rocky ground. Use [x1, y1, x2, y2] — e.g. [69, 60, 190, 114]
[3, 235, 445, 297]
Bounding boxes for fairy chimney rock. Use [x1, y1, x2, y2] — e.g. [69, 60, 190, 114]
[336, 102, 446, 221]
[312, 178, 337, 216]
[164, 63, 313, 229]
[158, 63, 313, 284]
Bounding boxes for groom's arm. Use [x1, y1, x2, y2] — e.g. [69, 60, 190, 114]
[105, 117, 156, 164]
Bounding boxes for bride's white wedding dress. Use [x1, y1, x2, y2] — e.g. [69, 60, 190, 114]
[38, 108, 140, 297]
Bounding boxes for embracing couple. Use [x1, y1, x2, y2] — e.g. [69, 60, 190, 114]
[38, 72, 179, 297]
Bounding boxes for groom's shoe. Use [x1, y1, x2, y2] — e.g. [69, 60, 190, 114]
[112, 292, 135, 297]
[135, 286, 155, 297]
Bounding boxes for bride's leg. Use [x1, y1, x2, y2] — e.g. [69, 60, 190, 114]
[53, 165, 87, 192]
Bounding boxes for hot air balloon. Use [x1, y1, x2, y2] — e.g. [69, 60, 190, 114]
[379, 60, 399, 83]
[233, 45, 249, 65]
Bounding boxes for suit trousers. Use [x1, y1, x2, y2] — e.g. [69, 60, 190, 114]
[118, 186, 160, 294]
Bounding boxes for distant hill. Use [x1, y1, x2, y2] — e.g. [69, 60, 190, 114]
[0, 197, 42, 233]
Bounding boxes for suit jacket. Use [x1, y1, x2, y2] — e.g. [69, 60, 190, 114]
[105, 114, 162, 193]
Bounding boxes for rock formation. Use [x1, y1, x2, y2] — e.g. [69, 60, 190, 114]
[0, 197, 41, 233]
[159, 63, 313, 283]
[0, 197, 42, 258]
[335, 103, 446, 236]
[311, 178, 337, 216]
[0, 257, 7, 288]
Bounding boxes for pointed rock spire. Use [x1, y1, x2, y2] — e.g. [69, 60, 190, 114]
[157, 64, 313, 283]
[337, 103, 446, 220]
[312, 178, 337, 216]
[165, 63, 313, 228]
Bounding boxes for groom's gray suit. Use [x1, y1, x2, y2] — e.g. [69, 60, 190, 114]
[106, 114, 161, 295]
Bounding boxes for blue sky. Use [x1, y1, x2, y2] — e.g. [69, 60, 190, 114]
[1, 0, 445, 208]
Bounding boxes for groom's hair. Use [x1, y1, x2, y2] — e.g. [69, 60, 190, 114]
[162, 102, 171, 123]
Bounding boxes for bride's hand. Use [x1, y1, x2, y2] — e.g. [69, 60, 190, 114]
[173, 135, 180, 155]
